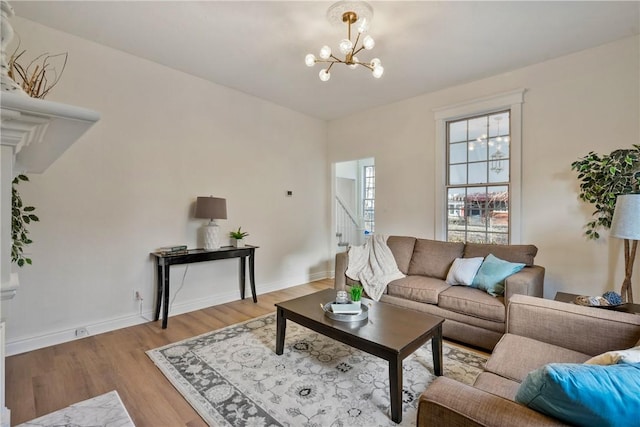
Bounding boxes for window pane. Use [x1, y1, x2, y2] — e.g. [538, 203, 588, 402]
[468, 144, 487, 162]
[488, 112, 509, 137]
[449, 142, 467, 164]
[489, 161, 509, 183]
[449, 121, 467, 143]
[468, 117, 487, 141]
[449, 164, 467, 185]
[448, 231, 466, 242]
[468, 162, 487, 184]
[488, 233, 508, 244]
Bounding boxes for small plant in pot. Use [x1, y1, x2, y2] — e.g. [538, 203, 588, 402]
[349, 284, 363, 306]
[229, 227, 249, 248]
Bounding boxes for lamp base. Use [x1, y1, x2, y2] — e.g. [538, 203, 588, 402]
[203, 221, 221, 250]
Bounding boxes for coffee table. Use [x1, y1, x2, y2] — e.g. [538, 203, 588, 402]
[275, 288, 444, 423]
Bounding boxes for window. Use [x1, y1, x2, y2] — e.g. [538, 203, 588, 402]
[434, 89, 524, 244]
[363, 165, 375, 233]
[447, 111, 510, 243]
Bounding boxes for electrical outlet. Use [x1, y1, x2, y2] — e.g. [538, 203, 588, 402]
[75, 327, 89, 338]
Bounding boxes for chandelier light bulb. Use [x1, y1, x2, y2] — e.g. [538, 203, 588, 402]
[339, 39, 353, 55]
[372, 65, 384, 78]
[370, 58, 381, 68]
[319, 69, 331, 82]
[319, 45, 332, 60]
[357, 17, 370, 33]
[469, 142, 475, 151]
[363, 35, 375, 50]
[305, 54, 316, 67]
[349, 57, 359, 69]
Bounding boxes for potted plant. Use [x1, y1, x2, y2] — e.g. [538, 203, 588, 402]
[349, 284, 363, 306]
[229, 227, 249, 248]
[571, 145, 640, 239]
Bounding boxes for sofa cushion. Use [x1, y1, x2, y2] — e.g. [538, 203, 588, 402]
[473, 372, 521, 401]
[486, 334, 590, 382]
[386, 276, 451, 304]
[472, 254, 525, 296]
[464, 242, 538, 266]
[408, 239, 464, 279]
[438, 286, 506, 322]
[445, 257, 484, 286]
[386, 236, 416, 274]
[515, 362, 640, 427]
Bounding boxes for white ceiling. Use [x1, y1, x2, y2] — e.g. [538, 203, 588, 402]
[10, 1, 640, 120]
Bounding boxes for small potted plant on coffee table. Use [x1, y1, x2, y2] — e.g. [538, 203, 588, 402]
[229, 227, 249, 248]
[350, 284, 363, 307]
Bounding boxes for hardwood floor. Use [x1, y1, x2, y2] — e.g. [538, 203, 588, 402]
[6, 279, 333, 426]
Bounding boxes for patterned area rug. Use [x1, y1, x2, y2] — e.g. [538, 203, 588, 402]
[147, 313, 487, 427]
[16, 391, 135, 427]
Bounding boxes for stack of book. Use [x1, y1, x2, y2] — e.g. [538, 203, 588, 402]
[158, 245, 188, 256]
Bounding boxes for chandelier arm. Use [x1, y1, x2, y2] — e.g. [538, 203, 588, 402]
[326, 62, 335, 72]
[315, 59, 341, 64]
[357, 62, 373, 71]
[353, 46, 365, 56]
[329, 54, 346, 64]
[352, 33, 362, 55]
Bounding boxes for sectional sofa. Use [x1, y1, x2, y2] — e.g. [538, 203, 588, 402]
[334, 236, 545, 350]
[418, 294, 640, 426]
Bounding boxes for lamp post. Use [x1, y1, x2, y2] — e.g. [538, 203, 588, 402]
[609, 194, 640, 303]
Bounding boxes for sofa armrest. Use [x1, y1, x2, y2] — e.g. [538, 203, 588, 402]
[417, 377, 567, 427]
[507, 294, 640, 356]
[334, 251, 348, 290]
[504, 265, 545, 301]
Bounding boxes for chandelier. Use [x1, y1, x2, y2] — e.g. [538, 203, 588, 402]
[305, 1, 384, 81]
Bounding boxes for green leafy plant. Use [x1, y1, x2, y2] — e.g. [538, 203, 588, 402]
[349, 284, 363, 302]
[229, 227, 249, 240]
[12, 174, 39, 267]
[570, 144, 640, 239]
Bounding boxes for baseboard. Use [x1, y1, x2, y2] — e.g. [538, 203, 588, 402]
[5, 271, 331, 356]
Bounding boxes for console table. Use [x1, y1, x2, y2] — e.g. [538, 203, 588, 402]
[151, 246, 258, 328]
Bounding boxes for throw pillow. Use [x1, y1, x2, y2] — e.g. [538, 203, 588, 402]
[585, 345, 640, 365]
[471, 253, 525, 296]
[515, 362, 640, 427]
[445, 257, 484, 286]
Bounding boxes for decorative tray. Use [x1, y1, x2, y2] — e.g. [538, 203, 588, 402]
[573, 295, 625, 309]
[322, 301, 369, 322]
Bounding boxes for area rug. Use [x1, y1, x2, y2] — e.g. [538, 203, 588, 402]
[147, 313, 487, 427]
[16, 390, 135, 427]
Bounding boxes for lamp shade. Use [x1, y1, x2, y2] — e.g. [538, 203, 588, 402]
[610, 194, 640, 240]
[195, 196, 227, 220]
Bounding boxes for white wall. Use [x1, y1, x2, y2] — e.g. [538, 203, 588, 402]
[328, 35, 640, 300]
[2, 17, 331, 354]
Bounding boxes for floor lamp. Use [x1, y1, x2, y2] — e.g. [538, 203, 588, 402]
[609, 194, 640, 304]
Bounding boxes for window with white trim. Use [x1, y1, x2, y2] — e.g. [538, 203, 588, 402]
[447, 111, 510, 243]
[363, 165, 375, 233]
[433, 89, 525, 244]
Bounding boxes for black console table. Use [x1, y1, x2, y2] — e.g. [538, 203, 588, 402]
[151, 245, 258, 328]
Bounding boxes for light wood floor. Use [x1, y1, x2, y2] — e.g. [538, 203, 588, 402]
[7, 279, 333, 426]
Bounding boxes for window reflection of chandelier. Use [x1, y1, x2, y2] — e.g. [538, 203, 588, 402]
[471, 115, 509, 173]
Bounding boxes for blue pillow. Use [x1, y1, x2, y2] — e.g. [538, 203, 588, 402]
[515, 362, 640, 427]
[470, 253, 525, 296]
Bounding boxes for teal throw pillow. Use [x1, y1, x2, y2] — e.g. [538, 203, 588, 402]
[515, 362, 640, 427]
[471, 253, 525, 296]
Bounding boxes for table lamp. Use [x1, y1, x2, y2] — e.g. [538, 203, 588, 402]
[195, 196, 227, 250]
[609, 194, 640, 303]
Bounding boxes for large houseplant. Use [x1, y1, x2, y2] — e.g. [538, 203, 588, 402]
[570, 144, 640, 239]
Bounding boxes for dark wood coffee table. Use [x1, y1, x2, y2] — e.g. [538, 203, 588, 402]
[275, 288, 444, 423]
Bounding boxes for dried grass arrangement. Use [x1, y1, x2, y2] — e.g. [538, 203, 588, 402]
[7, 48, 67, 99]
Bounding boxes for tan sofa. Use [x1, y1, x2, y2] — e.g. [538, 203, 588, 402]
[334, 236, 545, 350]
[418, 294, 640, 426]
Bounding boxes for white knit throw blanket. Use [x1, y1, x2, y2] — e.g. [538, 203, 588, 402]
[345, 234, 405, 301]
